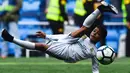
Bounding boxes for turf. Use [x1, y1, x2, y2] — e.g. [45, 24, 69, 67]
[0, 57, 130, 73]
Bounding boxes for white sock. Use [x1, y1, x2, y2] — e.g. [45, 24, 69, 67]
[13, 38, 35, 50]
[83, 9, 101, 27]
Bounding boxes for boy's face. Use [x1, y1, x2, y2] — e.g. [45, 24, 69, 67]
[90, 27, 102, 43]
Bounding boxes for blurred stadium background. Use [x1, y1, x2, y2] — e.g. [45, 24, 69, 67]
[0, 0, 126, 58]
[0, 0, 130, 73]
[0, 0, 128, 59]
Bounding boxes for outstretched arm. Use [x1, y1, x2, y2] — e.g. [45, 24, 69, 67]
[36, 31, 68, 40]
[92, 57, 99, 73]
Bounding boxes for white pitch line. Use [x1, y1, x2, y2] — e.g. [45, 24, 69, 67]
[0, 62, 92, 65]
[0, 62, 129, 65]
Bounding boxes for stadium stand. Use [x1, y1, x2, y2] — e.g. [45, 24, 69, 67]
[106, 28, 119, 53]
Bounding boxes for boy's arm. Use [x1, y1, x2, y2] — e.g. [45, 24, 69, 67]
[36, 31, 68, 40]
[46, 34, 68, 40]
[92, 57, 99, 73]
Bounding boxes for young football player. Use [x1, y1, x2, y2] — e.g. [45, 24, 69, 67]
[1, 1, 118, 73]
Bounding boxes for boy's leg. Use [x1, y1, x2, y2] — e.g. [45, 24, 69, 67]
[83, 1, 118, 28]
[1, 29, 49, 52]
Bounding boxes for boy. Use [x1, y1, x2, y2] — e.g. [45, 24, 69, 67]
[1, 1, 118, 73]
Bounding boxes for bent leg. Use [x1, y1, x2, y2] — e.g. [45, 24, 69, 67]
[35, 43, 49, 52]
[13, 38, 49, 52]
[1, 29, 49, 52]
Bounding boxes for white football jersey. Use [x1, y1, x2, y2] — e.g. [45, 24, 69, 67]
[46, 34, 99, 73]
[46, 34, 97, 60]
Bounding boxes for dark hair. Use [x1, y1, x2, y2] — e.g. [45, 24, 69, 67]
[96, 24, 107, 39]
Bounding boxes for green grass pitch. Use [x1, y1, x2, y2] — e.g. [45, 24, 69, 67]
[0, 57, 130, 73]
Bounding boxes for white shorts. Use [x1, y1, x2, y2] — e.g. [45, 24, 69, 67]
[46, 40, 86, 63]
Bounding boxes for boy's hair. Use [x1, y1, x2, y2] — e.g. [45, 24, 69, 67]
[96, 24, 107, 39]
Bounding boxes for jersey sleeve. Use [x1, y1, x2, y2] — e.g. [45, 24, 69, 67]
[46, 34, 69, 40]
[46, 33, 80, 43]
[91, 57, 99, 73]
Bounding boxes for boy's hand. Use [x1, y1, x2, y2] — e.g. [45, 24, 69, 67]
[36, 31, 46, 38]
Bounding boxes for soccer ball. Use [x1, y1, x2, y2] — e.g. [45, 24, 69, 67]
[96, 45, 116, 65]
